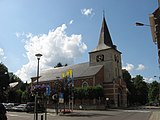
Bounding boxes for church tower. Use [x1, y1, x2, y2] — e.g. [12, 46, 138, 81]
[89, 16, 127, 107]
[89, 16, 122, 83]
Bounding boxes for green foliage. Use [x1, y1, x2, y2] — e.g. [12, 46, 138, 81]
[54, 62, 63, 68]
[0, 62, 28, 103]
[132, 75, 149, 105]
[123, 70, 150, 106]
[0, 63, 10, 102]
[21, 91, 29, 103]
[54, 62, 68, 68]
[74, 85, 103, 100]
[9, 72, 21, 83]
[0, 62, 8, 72]
[122, 69, 136, 105]
[148, 81, 159, 104]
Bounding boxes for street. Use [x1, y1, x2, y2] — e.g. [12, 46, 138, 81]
[7, 109, 154, 120]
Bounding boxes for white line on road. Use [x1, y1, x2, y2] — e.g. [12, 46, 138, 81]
[123, 110, 151, 113]
[8, 113, 30, 118]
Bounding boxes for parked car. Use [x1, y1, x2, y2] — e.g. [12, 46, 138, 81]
[12, 104, 27, 112]
[0, 103, 7, 120]
[60, 109, 71, 113]
[5, 103, 15, 111]
[5, 103, 20, 111]
[26, 102, 45, 113]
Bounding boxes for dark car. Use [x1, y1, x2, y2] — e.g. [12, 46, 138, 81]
[0, 103, 7, 120]
[26, 102, 45, 113]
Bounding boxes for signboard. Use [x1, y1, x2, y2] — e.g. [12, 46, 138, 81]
[59, 98, 64, 103]
[46, 85, 51, 96]
[59, 92, 64, 103]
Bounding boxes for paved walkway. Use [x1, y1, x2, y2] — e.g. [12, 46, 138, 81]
[47, 108, 160, 120]
[149, 111, 160, 120]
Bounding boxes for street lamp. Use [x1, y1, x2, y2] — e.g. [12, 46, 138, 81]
[135, 22, 151, 27]
[35, 53, 42, 84]
[35, 53, 42, 120]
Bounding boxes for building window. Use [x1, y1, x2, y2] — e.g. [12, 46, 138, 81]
[82, 81, 88, 87]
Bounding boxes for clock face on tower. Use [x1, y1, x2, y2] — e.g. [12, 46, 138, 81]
[96, 54, 104, 62]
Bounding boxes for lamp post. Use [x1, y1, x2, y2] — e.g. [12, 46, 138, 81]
[35, 53, 42, 84]
[135, 22, 151, 27]
[35, 53, 42, 120]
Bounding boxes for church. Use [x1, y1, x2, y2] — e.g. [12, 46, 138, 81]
[34, 16, 127, 108]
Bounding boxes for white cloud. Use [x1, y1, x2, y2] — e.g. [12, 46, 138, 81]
[15, 32, 25, 38]
[0, 48, 6, 61]
[15, 23, 87, 82]
[136, 64, 145, 71]
[122, 63, 134, 72]
[69, 20, 73, 24]
[144, 77, 156, 83]
[0, 48, 4, 56]
[81, 8, 93, 16]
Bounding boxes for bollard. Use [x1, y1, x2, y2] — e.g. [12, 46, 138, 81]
[41, 115, 43, 120]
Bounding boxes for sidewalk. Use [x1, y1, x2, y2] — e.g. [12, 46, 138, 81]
[149, 111, 160, 120]
[47, 108, 160, 120]
[47, 108, 55, 113]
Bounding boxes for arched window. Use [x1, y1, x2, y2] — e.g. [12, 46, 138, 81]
[82, 81, 88, 87]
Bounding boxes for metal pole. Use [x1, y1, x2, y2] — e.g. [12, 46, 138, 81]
[41, 115, 43, 120]
[35, 95, 38, 120]
[34, 95, 36, 120]
[36, 58, 40, 120]
[37, 58, 40, 84]
[158, 64, 160, 105]
[72, 89, 74, 112]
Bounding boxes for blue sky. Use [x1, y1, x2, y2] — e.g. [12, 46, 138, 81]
[0, 0, 159, 82]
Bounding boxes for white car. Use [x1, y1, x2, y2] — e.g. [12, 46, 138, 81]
[12, 104, 27, 112]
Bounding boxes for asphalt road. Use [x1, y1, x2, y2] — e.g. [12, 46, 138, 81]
[7, 109, 152, 120]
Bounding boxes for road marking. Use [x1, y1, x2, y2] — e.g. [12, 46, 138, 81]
[8, 113, 30, 118]
[47, 113, 57, 116]
[123, 110, 151, 113]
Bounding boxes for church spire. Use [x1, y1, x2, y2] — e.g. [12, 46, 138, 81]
[94, 15, 115, 51]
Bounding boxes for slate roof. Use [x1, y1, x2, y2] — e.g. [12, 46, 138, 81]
[91, 16, 121, 54]
[39, 62, 103, 82]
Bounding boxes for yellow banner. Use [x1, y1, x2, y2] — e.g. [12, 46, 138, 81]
[62, 72, 65, 78]
[69, 69, 73, 77]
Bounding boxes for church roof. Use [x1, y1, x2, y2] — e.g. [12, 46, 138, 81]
[39, 62, 103, 82]
[92, 16, 116, 52]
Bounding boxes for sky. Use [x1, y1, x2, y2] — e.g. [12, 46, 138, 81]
[0, 0, 159, 83]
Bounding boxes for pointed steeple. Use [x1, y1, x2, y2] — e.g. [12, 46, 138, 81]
[94, 16, 115, 51]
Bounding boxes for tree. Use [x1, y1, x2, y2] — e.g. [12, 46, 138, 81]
[0, 63, 9, 102]
[148, 81, 159, 104]
[132, 75, 148, 105]
[93, 85, 103, 99]
[54, 62, 68, 68]
[122, 69, 136, 106]
[54, 62, 63, 68]
[74, 85, 103, 104]
[9, 72, 21, 83]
